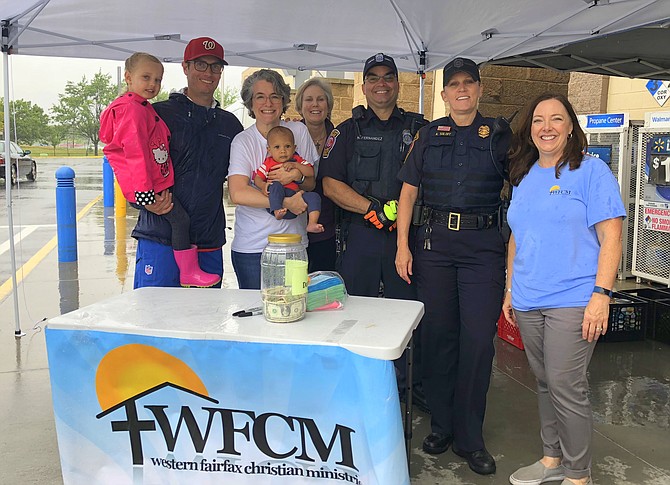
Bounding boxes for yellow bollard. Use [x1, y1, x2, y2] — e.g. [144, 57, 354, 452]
[114, 177, 127, 218]
[115, 206, 129, 286]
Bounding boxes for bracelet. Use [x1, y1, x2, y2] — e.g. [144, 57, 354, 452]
[296, 174, 306, 185]
[506, 288, 512, 293]
[593, 285, 613, 298]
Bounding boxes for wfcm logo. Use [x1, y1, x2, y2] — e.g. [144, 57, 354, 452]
[95, 344, 357, 470]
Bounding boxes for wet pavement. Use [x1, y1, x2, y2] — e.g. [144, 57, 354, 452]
[1, 158, 669, 484]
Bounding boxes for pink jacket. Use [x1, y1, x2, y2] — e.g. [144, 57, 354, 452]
[99, 92, 174, 205]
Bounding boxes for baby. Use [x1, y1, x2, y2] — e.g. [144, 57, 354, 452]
[253, 126, 323, 233]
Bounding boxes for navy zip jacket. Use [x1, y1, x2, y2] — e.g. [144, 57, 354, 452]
[132, 91, 243, 249]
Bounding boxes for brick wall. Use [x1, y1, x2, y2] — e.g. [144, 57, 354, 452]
[478, 65, 571, 121]
[567, 72, 609, 114]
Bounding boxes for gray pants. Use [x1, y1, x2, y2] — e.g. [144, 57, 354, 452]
[515, 307, 597, 480]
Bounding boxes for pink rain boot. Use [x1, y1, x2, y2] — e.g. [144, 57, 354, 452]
[173, 246, 221, 288]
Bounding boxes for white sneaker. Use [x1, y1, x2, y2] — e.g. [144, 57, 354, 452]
[510, 461, 566, 485]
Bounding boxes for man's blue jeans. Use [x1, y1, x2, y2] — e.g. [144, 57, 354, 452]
[134, 238, 223, 289]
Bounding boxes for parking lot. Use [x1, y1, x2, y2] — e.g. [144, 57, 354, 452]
[0, 158, 106, 283]
[0, 158, 669, 485]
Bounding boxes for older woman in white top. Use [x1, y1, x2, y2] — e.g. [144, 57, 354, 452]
[228, 69, 319, 289]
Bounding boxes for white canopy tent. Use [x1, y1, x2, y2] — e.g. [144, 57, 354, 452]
[3, 0, 670, 73]
[2, 0, 670, 334]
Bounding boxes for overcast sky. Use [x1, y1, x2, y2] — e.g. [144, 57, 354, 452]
[1, 55, 246, 112]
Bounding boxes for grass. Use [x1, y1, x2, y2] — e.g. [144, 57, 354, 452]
[24, 146, 102, 158]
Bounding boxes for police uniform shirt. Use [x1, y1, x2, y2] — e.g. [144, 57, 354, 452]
[399, 112, 506, 213]
[320, 105, 410, 186]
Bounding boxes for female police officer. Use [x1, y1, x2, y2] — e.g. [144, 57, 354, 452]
[395, 58, 510, 476]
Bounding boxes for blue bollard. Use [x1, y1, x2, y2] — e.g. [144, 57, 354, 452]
[102, 156, 114, 208]
[55, 166, 78, 263]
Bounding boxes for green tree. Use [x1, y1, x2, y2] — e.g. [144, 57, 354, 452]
[0, 98, 49, 144]
[45, 124, 69, 156]
[214, 86, 239, 108]
[51, 72, 117, 156]
[150, 89, 170, 103]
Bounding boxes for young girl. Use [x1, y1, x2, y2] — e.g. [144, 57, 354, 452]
[100, 52, 220, 288]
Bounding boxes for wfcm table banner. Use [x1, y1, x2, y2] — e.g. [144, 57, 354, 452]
[45, 329, 409, 485]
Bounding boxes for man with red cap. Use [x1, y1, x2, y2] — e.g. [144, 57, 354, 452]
[132, 37, 243, 288]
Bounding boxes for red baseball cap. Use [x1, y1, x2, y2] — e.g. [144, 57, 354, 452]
[183, 37, 228, 64]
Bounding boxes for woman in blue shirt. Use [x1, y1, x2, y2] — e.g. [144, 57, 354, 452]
[503, 93, 625, 485]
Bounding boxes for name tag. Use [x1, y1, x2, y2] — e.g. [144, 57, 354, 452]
[357, 135, 383, 141]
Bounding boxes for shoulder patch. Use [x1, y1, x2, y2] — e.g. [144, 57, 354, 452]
[404, 131, 420, 161]
[322, 129, 340, 158]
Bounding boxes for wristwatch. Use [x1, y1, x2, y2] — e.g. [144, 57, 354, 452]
[593, 285, 613, 298]
[296, 174, 306, 185]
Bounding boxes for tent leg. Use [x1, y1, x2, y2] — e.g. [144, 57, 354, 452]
[2, 48, 23, 337]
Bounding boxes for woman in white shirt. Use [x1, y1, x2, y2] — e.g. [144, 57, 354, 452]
[228, 69, 319, 289]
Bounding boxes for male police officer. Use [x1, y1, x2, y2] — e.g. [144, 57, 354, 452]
[395, 58, 511, 475]
[321, 53, 426, 403]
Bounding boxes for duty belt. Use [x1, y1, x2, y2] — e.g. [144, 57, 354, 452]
[429, 209, 497, 231]
[422, 209, 497, 250]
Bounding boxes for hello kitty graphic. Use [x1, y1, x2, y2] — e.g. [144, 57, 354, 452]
[151, 141, 171, 178]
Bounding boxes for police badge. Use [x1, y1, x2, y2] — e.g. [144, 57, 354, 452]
[402, 129, 413, 145]
[478, 125, 490, 138]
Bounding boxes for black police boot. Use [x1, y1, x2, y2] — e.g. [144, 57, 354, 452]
[422, 432, 453, 455]
[452, 446, 496, 475]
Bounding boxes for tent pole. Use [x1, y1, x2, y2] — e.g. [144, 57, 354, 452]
[2, 44, 23, 337]
[418, 50, 426, 115]
[419, 76, 424, 115]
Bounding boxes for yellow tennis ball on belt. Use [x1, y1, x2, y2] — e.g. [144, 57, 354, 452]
[383, 200, 398, 221]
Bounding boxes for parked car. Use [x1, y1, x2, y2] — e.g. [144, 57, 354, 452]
[0, 140, 37, 184]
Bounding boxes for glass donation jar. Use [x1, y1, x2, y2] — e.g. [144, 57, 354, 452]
[261, 233, 308, 323]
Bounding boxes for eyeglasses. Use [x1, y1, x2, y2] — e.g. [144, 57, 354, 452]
[189, 60, 224, 74]
[253, 93, 283, 104]
[365, 73, 397, 84]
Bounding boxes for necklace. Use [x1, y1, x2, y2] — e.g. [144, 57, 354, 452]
[311, 127, 328, 153]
